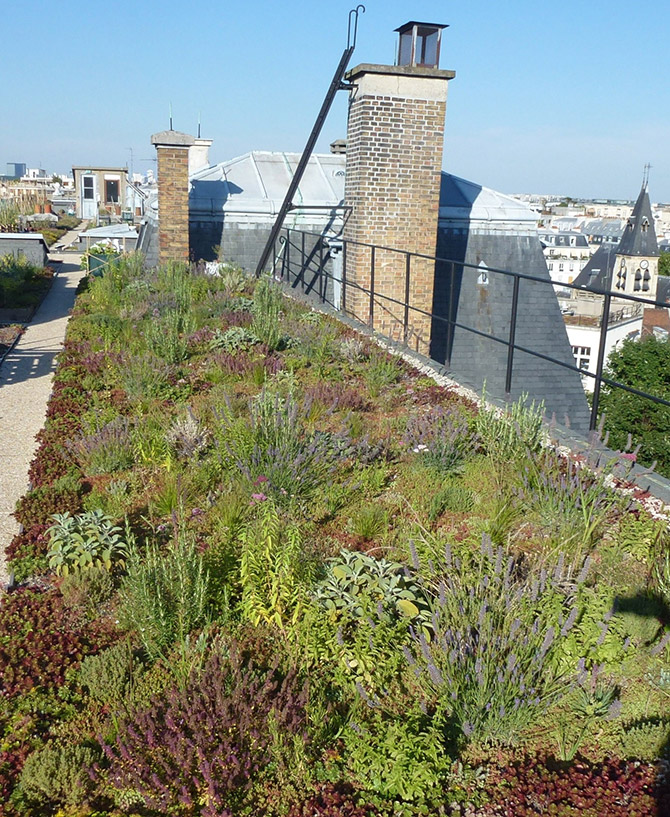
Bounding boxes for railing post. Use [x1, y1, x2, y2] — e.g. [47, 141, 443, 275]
[369, 246, 376, 328]
[342, 239, 347, 313]
[285, 229, 291, 283]
[319, 238, 325, 303]
[403, 252, 411, 344]
[590, 291, 612, 431]
[301, 231, 306, 292]
[446, 261, 455, 368]
[505, 275, 521, 394]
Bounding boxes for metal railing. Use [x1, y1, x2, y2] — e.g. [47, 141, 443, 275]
[266, 226, 670, 432]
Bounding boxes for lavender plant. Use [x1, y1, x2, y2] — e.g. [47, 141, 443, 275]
[214, 390, 342, 504]
[516, 451, 621, 552]
[66, 415, 134, 475]
[403, 405, 477, 474]
[408, 536, 588, 746]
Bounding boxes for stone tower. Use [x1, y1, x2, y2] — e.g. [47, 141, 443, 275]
[342, 23, 455, 354]
[151, 129, 195, 264]
[613, 181, 660, 301]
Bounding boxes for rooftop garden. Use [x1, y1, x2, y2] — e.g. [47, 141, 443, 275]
[1, 255, 669, 816]
[0, 254, 53, 314]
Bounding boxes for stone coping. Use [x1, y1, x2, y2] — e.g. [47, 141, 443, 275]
[346, 63, 455, 82]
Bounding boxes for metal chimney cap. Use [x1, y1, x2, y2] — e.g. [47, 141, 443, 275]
[394, 21, 449, 33]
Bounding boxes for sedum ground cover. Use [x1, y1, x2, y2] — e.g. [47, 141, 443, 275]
[1, 254, 669, 816]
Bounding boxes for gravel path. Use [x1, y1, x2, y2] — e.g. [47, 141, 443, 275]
[0, 256, 85, 589]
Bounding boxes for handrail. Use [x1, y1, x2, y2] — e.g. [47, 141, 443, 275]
[274, 227, 670, 432]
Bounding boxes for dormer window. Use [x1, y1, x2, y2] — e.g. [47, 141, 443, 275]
[641, 218, 649, 233]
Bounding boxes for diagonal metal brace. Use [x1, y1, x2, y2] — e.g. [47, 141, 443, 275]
[254, 6, 365, 277]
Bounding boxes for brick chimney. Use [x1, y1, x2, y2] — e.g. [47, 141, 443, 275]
[151, 129, 195, 264]
[343, 28, 454, 354]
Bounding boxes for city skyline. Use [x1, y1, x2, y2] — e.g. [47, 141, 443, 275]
[2, 0, 668, 201]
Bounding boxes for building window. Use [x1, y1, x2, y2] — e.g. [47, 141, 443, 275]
[105, 179, 120, 203]
[83, 176, 94, 200]
[548, 263, 554, 271]
[559, 263, 564, 272]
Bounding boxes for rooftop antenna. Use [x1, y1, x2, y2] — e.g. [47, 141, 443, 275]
[642, 162, 651, 190]
[197, 112, 201, 139]
[255, 5, 365, 277]
[169, 102, 173, 131]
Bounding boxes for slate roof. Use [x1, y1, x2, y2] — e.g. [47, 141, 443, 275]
[538, 231, 590, 249]
[581, 219, 624, 240]
[617, 185, 659, 257]
[571, 244, 618, 292]
[657, 277, 670, 304]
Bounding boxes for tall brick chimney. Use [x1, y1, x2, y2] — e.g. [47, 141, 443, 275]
[151, 129, 195, 264]
[343, 23, 454, 354]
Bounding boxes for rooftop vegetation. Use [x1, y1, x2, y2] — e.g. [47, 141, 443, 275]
[0, 254, 53, 311]
[1, 254, 669, 816]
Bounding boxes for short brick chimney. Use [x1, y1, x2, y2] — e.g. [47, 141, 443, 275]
[343, 31, 454, 353]
[151, 129, 195, 264]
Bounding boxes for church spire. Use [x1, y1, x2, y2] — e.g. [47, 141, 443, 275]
[617, 180, 658, 258]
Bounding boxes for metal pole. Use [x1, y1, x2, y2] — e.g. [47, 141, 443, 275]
[505, 275, 521, 394]
[446, 261, 455, 368]
[254, 6, 365, 277]
[342, 239, 347, 313]
[319, 238, 325, 302]
[301, 231, 306, 290]
[590, 292, 612, 431]
[369, 246, 375, 327]
[286, 230, 291, 284]
[403, 252, 411, 343]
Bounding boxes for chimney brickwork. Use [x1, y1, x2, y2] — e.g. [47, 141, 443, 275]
[343, 65, 454, 354]
[151, 130, 195, 264]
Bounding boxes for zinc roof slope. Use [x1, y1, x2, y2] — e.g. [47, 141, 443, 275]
[189, 151, 345, 215]
[438, 173, 537, 231]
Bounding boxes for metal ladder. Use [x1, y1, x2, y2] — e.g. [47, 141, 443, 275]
[254, 5, 364, 277]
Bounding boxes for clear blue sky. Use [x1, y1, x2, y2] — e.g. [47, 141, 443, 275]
[3, 0, 668, 201]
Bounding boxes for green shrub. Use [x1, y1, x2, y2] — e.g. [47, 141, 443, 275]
[18, 742, 99, 809]
[252, 276, 285, 350]
[314, 549, 432, 633]
[364, 352, 402, 398]
[343, 707, 451, 811]
[79, 640, 135, 704]
[348, 505, 389, 541]
[118, 527, 210, 662]
[60, 564, 115, 616]
[209, 325, 259, 353]
[46, 510, 128, 575]
[428, 482, 476, 521]
[238, 502, 313, 629]
[475, 391, 545, 467]
[0, 253, 52, 309]
[146, 308, 193, 363]
[620, 717, 670, 760]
